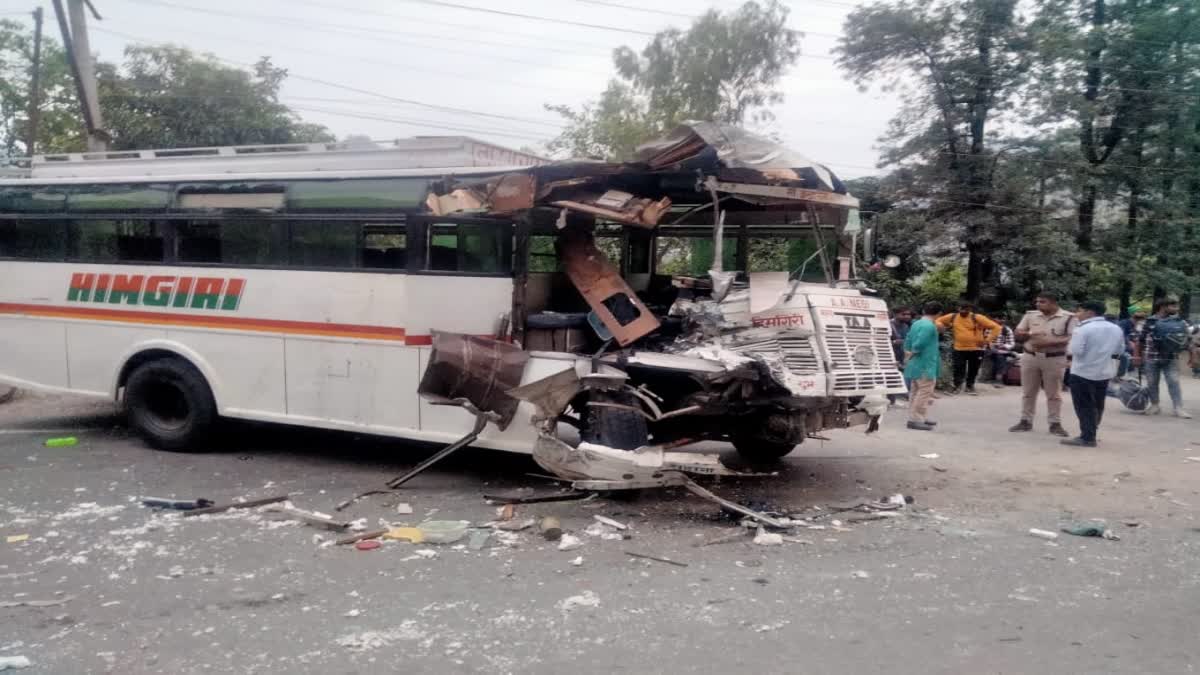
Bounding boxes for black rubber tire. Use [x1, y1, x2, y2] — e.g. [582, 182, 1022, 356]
[581, 394, 649, 450]
[125, 357, 217, 452]
[731, 437, 797, 463]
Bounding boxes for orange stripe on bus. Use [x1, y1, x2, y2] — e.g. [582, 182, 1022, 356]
[0, 302, 408, 342]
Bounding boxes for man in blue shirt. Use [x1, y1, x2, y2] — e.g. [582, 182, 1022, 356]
[1063, 301, 1127, 447]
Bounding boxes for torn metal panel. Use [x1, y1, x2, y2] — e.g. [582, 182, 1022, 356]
[417, 331, 530, 430]
[550, 192, 672, 228]
[506, 367, 581, 424]
[425, 173, 536, 216]
[557, 229, 660, 346]
[705, 177, 859, 209]
[531, 435, 744, 484]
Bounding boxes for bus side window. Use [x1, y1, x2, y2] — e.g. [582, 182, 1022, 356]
[0, 220, 67, 260]
[425, 221, 510, 274]
[176, 219, 286, 266]
[289, 221, 357, 269]
[69, 220, 165, 262]
[360, 225, 406, 270]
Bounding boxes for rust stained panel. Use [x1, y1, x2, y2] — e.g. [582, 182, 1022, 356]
[417, 332, 530, 430]
[558, 232, 660, 346]
[487, 173, 536, 214]
[707, 179, 860, 209]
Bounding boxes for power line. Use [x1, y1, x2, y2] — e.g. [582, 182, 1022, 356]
[570, 0, 694, 19]
[394, 0, 661, 36]
[289, 105, 551, 143]
[98, 27, 569, 130]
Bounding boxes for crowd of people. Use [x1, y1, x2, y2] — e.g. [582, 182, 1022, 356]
[889, 293, 1198, 447]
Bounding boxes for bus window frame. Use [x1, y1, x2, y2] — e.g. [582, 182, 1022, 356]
[406, 214, 515, 279]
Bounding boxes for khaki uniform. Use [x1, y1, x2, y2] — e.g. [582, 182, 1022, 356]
[1016, 309, 1078, 424]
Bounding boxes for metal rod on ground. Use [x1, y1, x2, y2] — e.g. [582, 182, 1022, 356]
[183, 495, 289, 517]
[625, 551, 688, 567]
[681, 477, 787, 529]
[385, 413, 487, 489]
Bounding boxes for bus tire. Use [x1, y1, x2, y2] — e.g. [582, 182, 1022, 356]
[125, 357, 217, 452]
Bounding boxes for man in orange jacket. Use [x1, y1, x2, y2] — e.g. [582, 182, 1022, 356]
[936, 300, 1001, 395]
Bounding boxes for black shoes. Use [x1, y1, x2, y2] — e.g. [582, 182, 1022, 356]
[1049, 423, 1069, 437]
[1061, 437, 1097, 447]
[1009, 421, 1032, 432]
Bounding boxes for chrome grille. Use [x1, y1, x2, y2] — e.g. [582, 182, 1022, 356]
[823, 325, 905, 393]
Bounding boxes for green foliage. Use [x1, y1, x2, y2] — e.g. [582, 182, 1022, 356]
[917, 262, 966, 307]
[0, 19, 83, 155]
[545, 0, 799, 160]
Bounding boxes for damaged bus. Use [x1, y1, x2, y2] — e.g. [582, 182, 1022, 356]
[0, 126, 904, 488]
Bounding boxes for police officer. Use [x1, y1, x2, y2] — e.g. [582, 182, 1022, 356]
[1010, 291, 1078, 437]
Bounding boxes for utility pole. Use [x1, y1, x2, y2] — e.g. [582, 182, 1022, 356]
[26, 6, 44, 156]
[51, 0, 107, 152]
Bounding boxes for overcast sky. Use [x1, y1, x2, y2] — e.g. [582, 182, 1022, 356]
[5, 0, 900, 178]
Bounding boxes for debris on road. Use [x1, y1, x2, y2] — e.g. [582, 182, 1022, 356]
[495, 518, 536, 532]
[140, 497, 214, 510]
[753, 527, 784, 546]
[593, 515, 628, 531]
[932, 465, 949, 472]
[625, 551, 688, 567]
[44, 437, 77, 448]
[0, 595, 75, 608]
[0, 655, 31, 670]
[383, 528, 424, 543]
[395, 503, 413, 515]
[557, 534, 584, 551]
[558, 590, 601, 612]
[484, 491, 593, 505]
[183, 495, 289, 517]
[5, 534, 29, 544]
[468, 529, 492, 551]
[540, 516, 563, 541]
[270, 505, 350, 531]
[1062, 522, 1120, 540]
[336, 529, 387, 546]
[583, 521, 625, 541]
[695, 529, 748, 547]
[851, 570, 871, 579]
[418, 520, 469, 544]
[1029, 528, 1060, 541]
[354, 540, 382, 551]
[570, 555, 583, 566]
[497, 504, 515, 521]
[919, 453, 940, 459]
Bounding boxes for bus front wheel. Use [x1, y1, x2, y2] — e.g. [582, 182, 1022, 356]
[125, 357, 217, 452]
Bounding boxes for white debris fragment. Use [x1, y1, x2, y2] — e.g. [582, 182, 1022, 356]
[1028, 528, 1059, 541]
[414, 549, 437, 559]
[0, 655, 31, 670]
[558, 590, 600, 612]
[752, 528, 783, 546]
[343, 609, 361, 618]
[570, 556, 584, 567]
[335, 621, 426, 650]
[348, 518, 368, 532]
[918, 453, 940, 460]
[583, 522, 623, 541]
[592, 515, 628, 530]
[557, 534, 583, 551]
[755, 621, 790, 633]
[52, 503, 125, 522]
[851, 570, 871, 579]
[885, 494, 908, 507]
[395, 503, 414, 515]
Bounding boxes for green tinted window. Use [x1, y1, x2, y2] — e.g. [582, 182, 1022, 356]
[0, 188, 66, 212]
[288, 178, 429, 210]
[289, 221, 357, 268]
[426, 222, 510, 274]
[177, 219, 286, 266]
[67, 185, 171, 211]
[70, 220, 165, 262]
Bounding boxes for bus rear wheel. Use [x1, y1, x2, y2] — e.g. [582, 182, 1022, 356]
[125, 357, 217, 452]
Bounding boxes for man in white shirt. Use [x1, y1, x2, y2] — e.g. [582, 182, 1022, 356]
[1063, 301, 1127, 447]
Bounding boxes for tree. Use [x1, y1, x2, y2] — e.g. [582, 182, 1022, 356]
[545, 0, 799, 160]
[98, 47, 333, 150]
[0, 18, 84, 156]
[838, 0, 1031, 302]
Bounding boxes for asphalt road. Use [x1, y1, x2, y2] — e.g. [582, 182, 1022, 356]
[2, 382, 1199, 674]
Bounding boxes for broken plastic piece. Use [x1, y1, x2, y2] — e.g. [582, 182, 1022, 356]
[44, 437, 77, 448]
[383, 527, 425, 543]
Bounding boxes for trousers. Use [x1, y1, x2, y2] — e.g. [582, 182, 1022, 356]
[952, 350, 983, 389]
[1144, 358, 1182, 408]
[909, 378, 936, 423]
[1069, 374, 1109, 443]
[1021, 353, 1067, 424]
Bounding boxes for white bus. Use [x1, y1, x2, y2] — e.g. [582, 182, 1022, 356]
[0, 129, 903, 483]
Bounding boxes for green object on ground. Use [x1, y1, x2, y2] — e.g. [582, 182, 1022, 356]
[44, 437, 78, 448]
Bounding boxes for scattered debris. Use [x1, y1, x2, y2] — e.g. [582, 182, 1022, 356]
[44, 437, 77, 448]
[468, 530, 492, 551]
[354, 540, 382, 551]
[495, 518, 536, 532]
[140, 497, 214, 510]
[484, 491, 593, 505]
[932, 465, 949, 473]
[1029, 528, 1060, 541]
[343, 609, 361, 618]
[593, 515, 628, 531]
[540, 516, 563, 541]
[395, 503, 413, 515]
[1061, 522, 1120, 540]
[851, 570, 871, 579]
[183, 495, 289, 517]
[919, 453, 940, 460]
[583, 522, 625, 541]
[558, 590, 601, 612]
[5, 534, 29, 544]
[753, 527, 784, 546]
[383, 528, 424, 543]
[570, 556, 584, 566]
[497, 504, 515, 521]
[625, 551, 688, 567]
[1184, 457, 1200, 463]
[336, 530, 388, 546]
[270, 505, 350, 531]
[683, 479, 787, 529]
[418, 521, 469, 544]
[0, 656, 31, 670]
[0, 595, 75, 609]
[557, 534, 584, 551]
